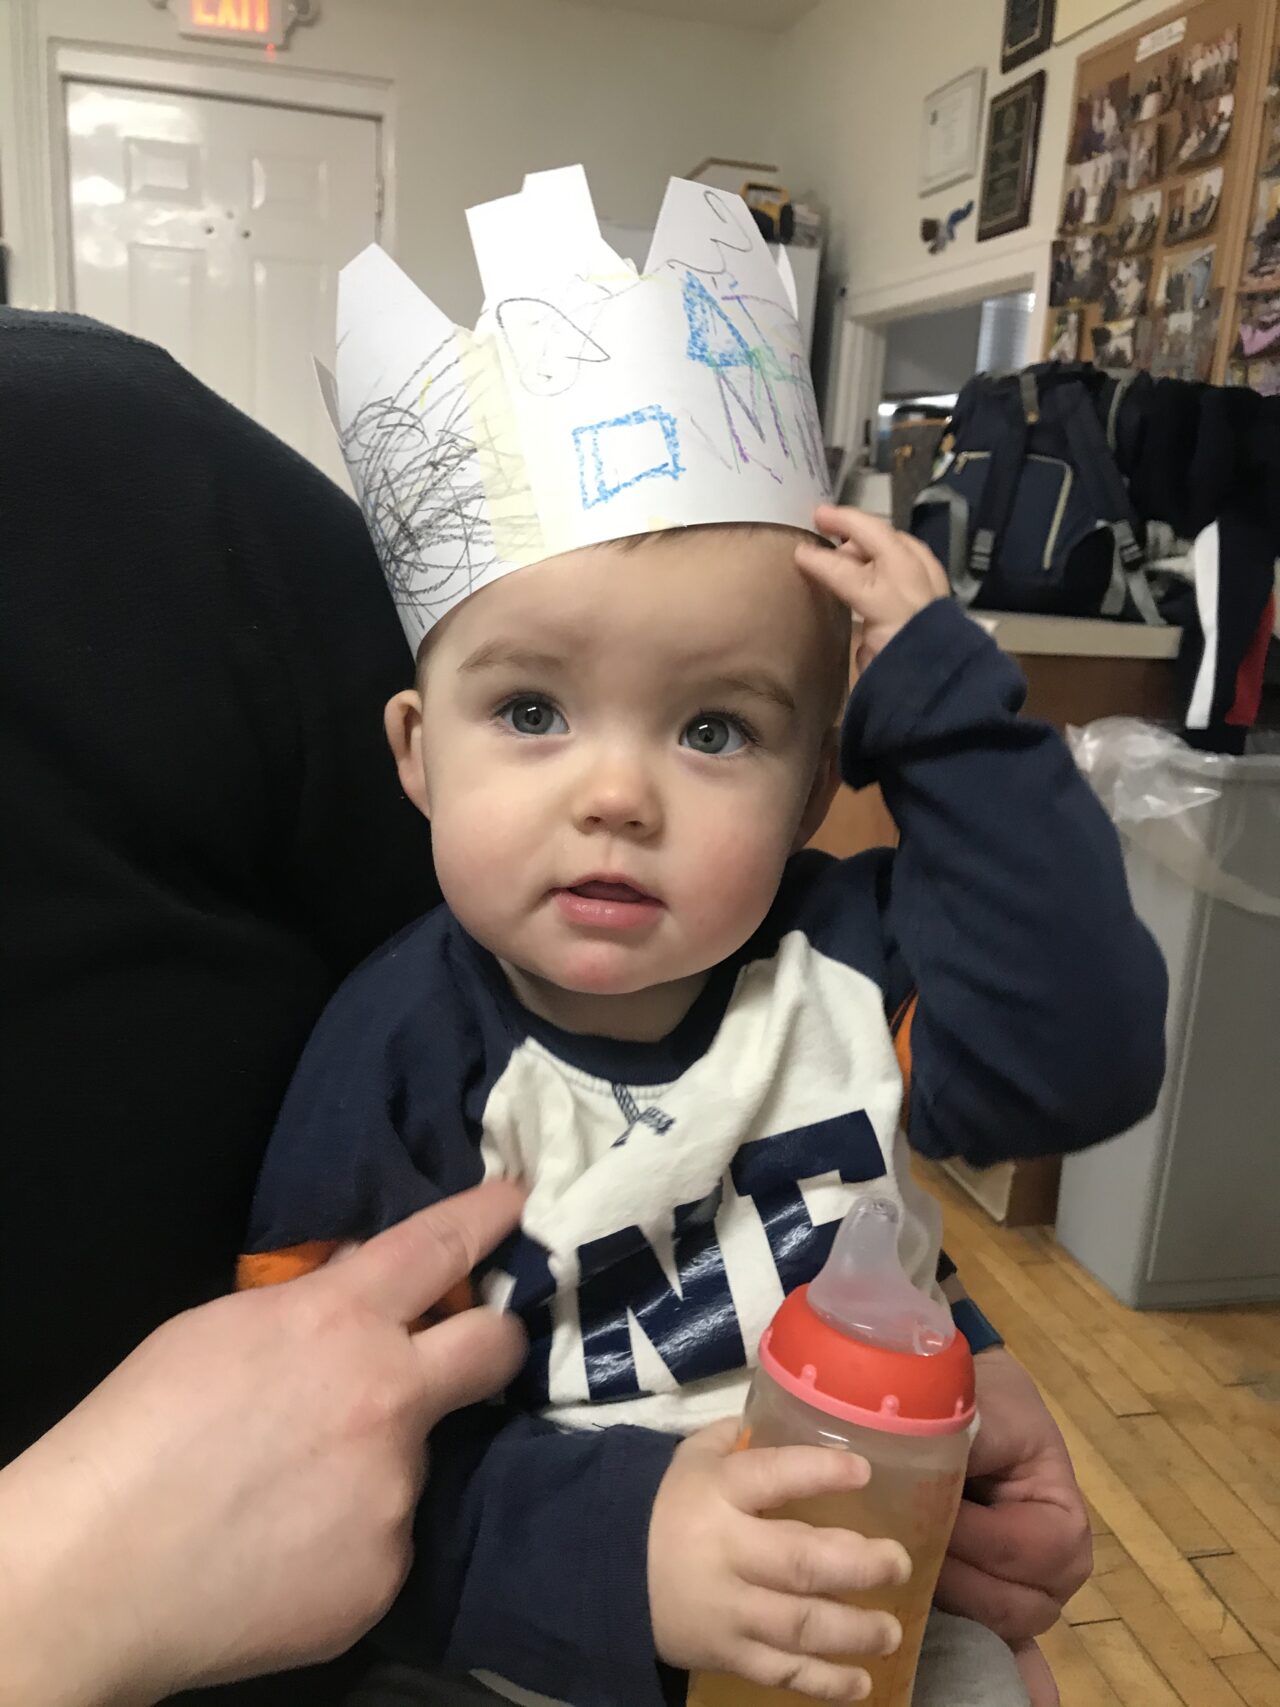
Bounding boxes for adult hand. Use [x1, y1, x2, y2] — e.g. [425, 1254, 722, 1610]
[0, 1182, 526, 1707]
[795, 506, 949, 673]
[935, 1346, 1091, 1642]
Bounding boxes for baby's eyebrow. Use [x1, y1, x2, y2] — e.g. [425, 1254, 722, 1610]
[705, 673, 798, 715]
[458, 641, 566, 676]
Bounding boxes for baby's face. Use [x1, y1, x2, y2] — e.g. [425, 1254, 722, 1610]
[396, 527, 844, 1017]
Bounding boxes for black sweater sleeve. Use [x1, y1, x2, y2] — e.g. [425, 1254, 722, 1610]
[844, 599, 1168, 1165]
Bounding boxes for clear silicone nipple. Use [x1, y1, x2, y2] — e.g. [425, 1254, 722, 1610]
[808, 1196, 956, 1357]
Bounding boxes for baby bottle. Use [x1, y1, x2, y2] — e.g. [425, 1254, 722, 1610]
[687, 1196, 975, 1707]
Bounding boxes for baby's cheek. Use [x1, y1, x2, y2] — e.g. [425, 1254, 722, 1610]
[685, 820, 789, 942]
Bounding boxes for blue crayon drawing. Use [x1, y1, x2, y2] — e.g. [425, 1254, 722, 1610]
[679, 265, 825, 486]
[574, 404, 682, 510]
[682, 272, 755, 370]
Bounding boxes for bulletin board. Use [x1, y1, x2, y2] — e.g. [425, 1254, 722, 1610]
[1044, 0, 1278, 384]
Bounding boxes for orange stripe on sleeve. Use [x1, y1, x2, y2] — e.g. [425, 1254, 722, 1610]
[892, 992, 918, 1121]
[236, 1241, 340, 1290]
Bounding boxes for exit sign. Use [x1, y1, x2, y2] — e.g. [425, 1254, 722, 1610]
[177, 0, 288, 46]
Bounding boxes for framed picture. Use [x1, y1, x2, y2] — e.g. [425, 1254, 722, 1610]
[921, 68, 987, 195]
[979, 70, 1046, 240]
[1002, 0, 1055, 72]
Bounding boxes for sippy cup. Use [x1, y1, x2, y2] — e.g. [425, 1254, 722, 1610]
[687, 1196, 975, 1707]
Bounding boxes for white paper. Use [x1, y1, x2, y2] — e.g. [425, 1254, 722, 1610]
[330, 169, 829, 644]
[1137, 17, 1186, 62]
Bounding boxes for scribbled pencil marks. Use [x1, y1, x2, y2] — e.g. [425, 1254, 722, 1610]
[495, 297, 610, 397]
[339, 331, 536, 633]
[651, 188, 756, 283]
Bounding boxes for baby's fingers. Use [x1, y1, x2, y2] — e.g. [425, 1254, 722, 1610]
[736, 1516, 911, 1598]
[723, 1443, 871, 1515]
[813, 504, 897, 558]
[794, 535, 879, 616]
[739, 1584, 902, 1664]
[728, 1640, 873, 1703]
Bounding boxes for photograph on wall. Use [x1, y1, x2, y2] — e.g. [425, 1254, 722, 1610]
[1116, 188, 1162, 251]
[1179, 26, 1239, 102]
[1090, 317, 1138, 368]
[1151, 294, 1221, 382]
[1069, 74, 1129, 161]
[1159, 243, 1215, 312]
[1050, 234, 1109, 304]
[1185, 167, 1224, 238]
[1166, 168, 1223, 242]
[1060, 152, 1122, 230]
[1174, 93, 1234, 169]
[1002, 0, 1055, 72]
[1125, 120, 1162, 191]
[1130, 59, 1178, 121]
[1242, 358, 1280, 394]
[1103, 254, 1151, 320]
[1244, 178, 1280, 288]
[978, 70, 1045, 240]
[1261, 54, 1280, 177]
[1237, 291, 1280, 358]
[1048, 307, 1082, 360]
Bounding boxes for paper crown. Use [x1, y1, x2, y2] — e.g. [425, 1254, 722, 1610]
[322, 165, 829, 649]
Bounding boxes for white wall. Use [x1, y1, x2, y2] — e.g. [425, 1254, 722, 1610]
[0, 0, 776, 319]
[774, 0, 1176, 335]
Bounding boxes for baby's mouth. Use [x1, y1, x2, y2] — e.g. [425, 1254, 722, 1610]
[567, 880, 657, 903]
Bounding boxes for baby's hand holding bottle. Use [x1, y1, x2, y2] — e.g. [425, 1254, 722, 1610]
[648, 1419, 908, 1702]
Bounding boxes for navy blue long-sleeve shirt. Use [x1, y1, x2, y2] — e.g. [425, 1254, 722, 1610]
[244, 598, 1167, 1705]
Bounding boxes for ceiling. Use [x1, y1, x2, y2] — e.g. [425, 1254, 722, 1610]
[565, 0, 820, 33]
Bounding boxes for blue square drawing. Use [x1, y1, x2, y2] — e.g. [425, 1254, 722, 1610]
[574, 406, 682, 510]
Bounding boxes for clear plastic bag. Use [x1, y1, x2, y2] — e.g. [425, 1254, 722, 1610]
[1069, 718, 1280, 920]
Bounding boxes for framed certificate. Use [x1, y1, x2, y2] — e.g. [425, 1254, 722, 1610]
[921, 68, 987, 196]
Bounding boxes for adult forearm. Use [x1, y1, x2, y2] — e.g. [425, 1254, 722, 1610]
[0, 1441, 155, 1707]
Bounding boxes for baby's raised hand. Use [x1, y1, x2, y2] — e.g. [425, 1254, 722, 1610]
[648, 1420, 909, 1702]
[795, 506, 949, 673]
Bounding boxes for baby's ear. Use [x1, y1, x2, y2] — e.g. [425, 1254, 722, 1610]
[793, 728, 842, 851]
[384, 689, 431, 819]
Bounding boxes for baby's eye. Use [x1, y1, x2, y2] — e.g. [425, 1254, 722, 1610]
[681, 715, 750, 756]
[500, 696, 568, 737]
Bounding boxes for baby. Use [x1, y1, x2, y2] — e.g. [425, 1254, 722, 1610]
[241, 173, 1165, 1707]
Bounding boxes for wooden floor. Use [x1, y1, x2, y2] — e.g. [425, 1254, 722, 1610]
[919, 1159, 1280, 1707]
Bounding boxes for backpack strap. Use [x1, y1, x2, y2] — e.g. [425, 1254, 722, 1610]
[1047, 382, 1165, 626]
[968, 377, 1032, 577]
[914, 482, 975, 602]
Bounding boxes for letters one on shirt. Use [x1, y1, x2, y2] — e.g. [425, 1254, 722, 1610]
[479, 931, 945, 1436]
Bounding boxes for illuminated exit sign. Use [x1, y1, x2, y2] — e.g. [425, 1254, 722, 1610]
[177, 0, 289, 47]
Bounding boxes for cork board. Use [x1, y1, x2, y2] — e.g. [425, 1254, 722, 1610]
[1044, 0, 1277, 383]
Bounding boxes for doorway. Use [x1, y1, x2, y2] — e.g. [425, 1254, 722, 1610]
[63, 75, 382, 486]
[874, 289, 1035, 470]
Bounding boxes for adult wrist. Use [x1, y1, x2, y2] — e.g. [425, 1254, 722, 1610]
[0, 1442, 163, 1707]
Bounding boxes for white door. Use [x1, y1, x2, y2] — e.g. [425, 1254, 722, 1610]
[64, 80, 380, 484]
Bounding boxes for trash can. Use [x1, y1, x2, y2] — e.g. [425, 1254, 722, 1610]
[1056, 719, 1280, 1308]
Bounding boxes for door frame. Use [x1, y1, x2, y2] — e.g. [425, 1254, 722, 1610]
[829, 236, 1044, 471]
[33, 39, 394, 311]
